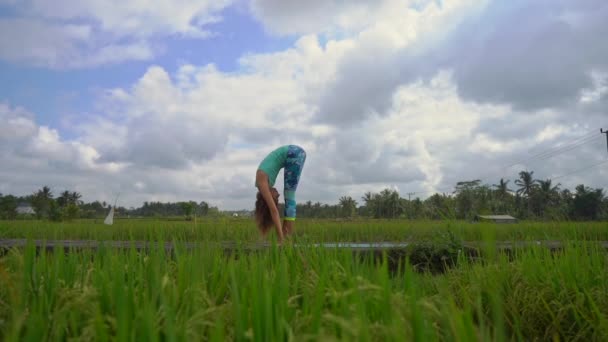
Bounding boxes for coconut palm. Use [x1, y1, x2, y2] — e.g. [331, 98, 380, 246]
[361, 191, 375, 217]
[572, 185, 606, 220]
[57, 190, 71, 207]
[69, 191, 82, 206]
[338, 196, 358, 218]
[39, 186, 53, 200]
[379, 188, 401, 218]
[537, 179, 560, 200]
[514, 171, 537, 198]
[493, 178, 512, 198]
[532, 179, 562, 218]
[31, 186, 54, 219]
[361, 192, 373, 205]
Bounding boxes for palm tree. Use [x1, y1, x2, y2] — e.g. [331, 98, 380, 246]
[199, 201, 209, 216]
[31, 186, 53, 219]
[180, 202, 194, 220]
[533, 179, 561, 218]
[313, 202, 322, 218]
[361, 192, 373, 205]
[514, 171, 537, 198]
[303, 201, 312, 217]
[493, 178, 512, 198]
[490, 178, 513, 214]
[338, 196, 358, 218]
[39, 186, 53, 200]
[515, 171, 541, 217]
[57, 190, 71, 207]
[379, 188, 400, 218]
[537, 179, 560, 199]
[361, 192, 375, 217]
[69, 191, 82, 206]
[572, 185, 606, 220]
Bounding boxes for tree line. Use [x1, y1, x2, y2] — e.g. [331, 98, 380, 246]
[1, 186, 84, 221]
[0, 170, 606, 221]
[0, 186, 217, 221]
[291, 171, 607, 221]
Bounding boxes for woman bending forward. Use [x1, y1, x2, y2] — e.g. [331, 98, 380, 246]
[255, 145, 306, 242]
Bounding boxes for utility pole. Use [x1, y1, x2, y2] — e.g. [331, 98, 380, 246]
[602, 129, 608, 154]
[407, 192, 415, 201]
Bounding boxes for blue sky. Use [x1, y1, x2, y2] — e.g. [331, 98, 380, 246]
[0, 3, 294, 135]
[0, 0, 607, 209]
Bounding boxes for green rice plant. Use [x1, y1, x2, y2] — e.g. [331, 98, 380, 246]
[1, 218, 608, 243]
[0, 224, 607, 341]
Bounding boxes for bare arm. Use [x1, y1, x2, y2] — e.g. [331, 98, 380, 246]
[256, 170, 284, 242]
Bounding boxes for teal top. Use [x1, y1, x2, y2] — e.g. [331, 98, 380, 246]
[256, 145, 289, 187]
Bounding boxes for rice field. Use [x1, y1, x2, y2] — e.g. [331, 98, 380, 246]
[1, 218, 607, 341]
[1, 218, 607, 242]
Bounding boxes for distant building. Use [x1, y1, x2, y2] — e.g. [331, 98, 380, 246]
[474, 215, 518, 224]
[16, 203, 35, 215]
[222, 210, 253, 217]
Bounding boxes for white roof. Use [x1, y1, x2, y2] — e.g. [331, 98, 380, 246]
[16, 205, 35, 214]
[476, 215, 517, 220]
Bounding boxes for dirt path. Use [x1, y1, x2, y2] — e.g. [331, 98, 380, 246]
[1, 238, 606, 252]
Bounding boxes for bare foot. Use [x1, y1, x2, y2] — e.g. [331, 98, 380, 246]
[283, 220, 294, 236]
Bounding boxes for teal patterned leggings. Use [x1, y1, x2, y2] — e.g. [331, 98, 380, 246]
[284, 145, 306, 220]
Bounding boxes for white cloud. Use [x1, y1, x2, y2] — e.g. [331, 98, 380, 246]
[534, 125, 569, 144]
[22, 0, 229, 38]
[0, 0, 232, 68]
[1, 0, 607, 209]
[0, 104, 127, 200]
[445, 0, 608, 111]
[308, 0, 484, 124]
[0, 19, 154, 69]
[0, 103, 38, 141]
[251, 0, 486, 40]
[250, 0, 378, 36]
[580, 71, 608, 104]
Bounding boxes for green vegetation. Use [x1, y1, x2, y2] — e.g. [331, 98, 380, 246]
[1, 218, 608, 242]
[0, 234, 606, 340]
[0, 219, 607, 340]
[1, 179, 606, 341]
[2, 169, 607, 223]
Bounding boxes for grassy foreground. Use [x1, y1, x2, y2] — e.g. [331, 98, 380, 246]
[1, 219, 607, 340]
[0, 241, 607, 341]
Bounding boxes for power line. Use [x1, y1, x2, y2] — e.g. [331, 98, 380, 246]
[549, 160, 608, 181]
[503, 128, 603, 169]
[529, 129, 598, 156]
[406, 126, 607, 198]
[536, 135, 600, 161]
[411, 159, 607, 197]
[601, 128, 608, 154]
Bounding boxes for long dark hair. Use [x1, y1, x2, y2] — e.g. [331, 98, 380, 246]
[255, 191, 277, 234]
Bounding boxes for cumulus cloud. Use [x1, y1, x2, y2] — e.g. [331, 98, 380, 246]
[252, 0, 608, 117]
[0, 0, 232, 68]
[0, 103, 126, 199]
[443, 0, 608, 111]
[250, 0, 377, 35]
[0, 103, 37, 143]
[0, 109, 118, 175]
[1, 0, 607, 209]
[90, 62, 317, 168]
[18, 0, 229, 38]
[308, 0, 483, 124]
[0, 18, 154, 68]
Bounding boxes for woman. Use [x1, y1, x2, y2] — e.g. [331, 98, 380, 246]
[255, 145, 306, 242]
